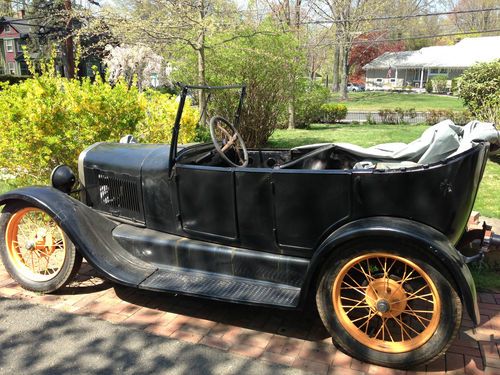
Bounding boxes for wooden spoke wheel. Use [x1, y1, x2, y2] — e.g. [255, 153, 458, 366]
[316, 240, 462, 369]
[1, 203, 81, 293]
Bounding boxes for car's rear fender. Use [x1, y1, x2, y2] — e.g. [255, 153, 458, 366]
[303, 216, 480, 325]
[0, 187, 157, 287]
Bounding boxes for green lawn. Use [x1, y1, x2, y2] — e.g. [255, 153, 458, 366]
[269, 124, 499, 218]
[333, 92, 465, 111]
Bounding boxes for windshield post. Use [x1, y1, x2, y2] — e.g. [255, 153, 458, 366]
[234, 86, 246, 128]
[168, 85, 188, 177]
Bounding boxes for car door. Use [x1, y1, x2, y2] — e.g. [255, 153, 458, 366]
[175, 164, 238, 241]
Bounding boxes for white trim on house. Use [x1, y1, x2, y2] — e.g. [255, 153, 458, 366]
[5, 39, 14, 53]
[7, 61, 16, 75]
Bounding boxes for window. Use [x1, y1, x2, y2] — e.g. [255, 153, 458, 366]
[4, 25, 10, 32]
[376, 78, 383, 82]
[430, 68, 439, 74]
[5, 40, 14, 52]
[17, 40, 23, 52]
[8, 62, 16, 75]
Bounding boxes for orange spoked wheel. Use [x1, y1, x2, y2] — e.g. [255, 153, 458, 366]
[332, 253, 440, 353]
[1, 204, 81, 293]
[316, 241, 462, 369]
[5, 207, 66, 281]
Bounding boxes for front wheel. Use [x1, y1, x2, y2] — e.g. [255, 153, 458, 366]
[316, 239, 462, 369]
[0, 203, 82, 293]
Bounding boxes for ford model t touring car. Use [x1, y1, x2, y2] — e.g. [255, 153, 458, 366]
[1, 84, 499, 369]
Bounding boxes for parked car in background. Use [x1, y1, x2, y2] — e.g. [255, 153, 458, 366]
[347, 83, 364, 92]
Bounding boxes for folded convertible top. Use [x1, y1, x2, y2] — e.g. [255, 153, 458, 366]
[294, 120, 498, 170]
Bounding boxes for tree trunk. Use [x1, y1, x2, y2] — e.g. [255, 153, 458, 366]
[64, 0, 75, 79]
[197, 1, 207, 125]
[332, 44, 340, 92]
[287, 0, 301, 130]
[340, 45, 349, 100]
[197, 45, 207, 126]
[287, 101, 296, 130]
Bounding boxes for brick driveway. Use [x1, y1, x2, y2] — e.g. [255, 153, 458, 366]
[0, 262, 498, 375]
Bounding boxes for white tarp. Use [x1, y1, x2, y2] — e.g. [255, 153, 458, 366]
[329, 120, 499, 169]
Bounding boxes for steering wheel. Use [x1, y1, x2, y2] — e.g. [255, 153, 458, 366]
[209, 116, 249, 167]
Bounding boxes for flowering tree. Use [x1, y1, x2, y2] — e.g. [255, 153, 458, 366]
[104, 44, 172, 90]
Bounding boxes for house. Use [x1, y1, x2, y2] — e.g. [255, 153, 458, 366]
[0, 12, 31, 76]
[363, 36, 500, 91]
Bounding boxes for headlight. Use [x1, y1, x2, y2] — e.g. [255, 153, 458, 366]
[50, 165, 76, 194]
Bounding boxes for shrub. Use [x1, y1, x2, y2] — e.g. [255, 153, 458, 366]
[366, 112, 376, 125]
[458, 60, 500, 125]
[201, 23, 301, 147]
[451, 78, 459, 95]
[0, 73, 198, 185]
[378, 108, 416, 124]
[320, 103, 347, 123]
[430, 74, 448, 93]
[295, 80, 331, 128]
[136, 90, 198, 144]
[424, 109, 472, 125]
[425, 80, 433, 93]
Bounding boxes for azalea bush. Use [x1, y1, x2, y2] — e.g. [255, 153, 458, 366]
[0, 72, 198, 185]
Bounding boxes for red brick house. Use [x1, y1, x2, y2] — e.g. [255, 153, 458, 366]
[0, 14, 31, 76]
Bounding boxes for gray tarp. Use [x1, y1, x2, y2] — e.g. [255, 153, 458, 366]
[315, 120, 498, 170]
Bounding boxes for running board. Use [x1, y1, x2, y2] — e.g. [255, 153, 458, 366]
[139, 266, 301, 308]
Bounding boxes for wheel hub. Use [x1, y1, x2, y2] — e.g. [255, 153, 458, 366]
[376, 299, 390, 313]
[366, 277, 408, 317]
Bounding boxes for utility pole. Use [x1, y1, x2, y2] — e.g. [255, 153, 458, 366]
[64, 0, 75, 78]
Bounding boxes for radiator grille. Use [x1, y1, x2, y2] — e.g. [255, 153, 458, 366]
[86, 168, 144, 222]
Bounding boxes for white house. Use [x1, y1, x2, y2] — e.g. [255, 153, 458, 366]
[363, 36, 500, 91]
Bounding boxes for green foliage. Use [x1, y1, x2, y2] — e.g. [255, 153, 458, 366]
[425, 80, 433, 94]
[430, 74, 448, 94]
[320, 103, 347, 123]
[424, 109, 473, 125]
[458, 60, 500, 125]
[378, 107, 417, 124]
[295, 80, 331, 128]
[0, 73, 198, 185]
[451, 78, 459, 95]
[205, 23, 302, 147]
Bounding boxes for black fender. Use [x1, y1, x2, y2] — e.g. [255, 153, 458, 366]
[303, 216, 480, 325]
[0, 187, 157, 287]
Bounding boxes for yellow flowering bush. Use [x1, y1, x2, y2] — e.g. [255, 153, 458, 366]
[0, 74, 198, 185]
[136, 90, 199, 144]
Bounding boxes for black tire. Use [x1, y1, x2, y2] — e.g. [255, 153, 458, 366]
[0, 202, 82, 293]
[316, 238, 462, 369]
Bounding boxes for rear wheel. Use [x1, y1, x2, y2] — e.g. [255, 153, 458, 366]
[316, 239, 462, 369]
[0, 203, 81, 293]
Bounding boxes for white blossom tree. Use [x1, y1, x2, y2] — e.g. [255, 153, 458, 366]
[104, 44, 172, 90]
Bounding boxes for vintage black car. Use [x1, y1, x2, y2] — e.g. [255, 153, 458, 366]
[0, 84, 498, 369]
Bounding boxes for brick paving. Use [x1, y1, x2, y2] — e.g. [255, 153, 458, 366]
[0, 262, 498, 375]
